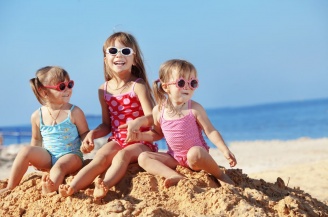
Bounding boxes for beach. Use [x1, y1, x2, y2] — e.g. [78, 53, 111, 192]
[1, 137, 328, 216]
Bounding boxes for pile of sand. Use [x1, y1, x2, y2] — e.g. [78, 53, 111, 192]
[1, 163, 327, 216]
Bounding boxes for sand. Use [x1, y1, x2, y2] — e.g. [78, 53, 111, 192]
[0, 137, 327, 216]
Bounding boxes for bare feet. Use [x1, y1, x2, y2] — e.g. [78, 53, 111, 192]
[93, 177, 109, 200]
[164, 175, 185, 188]
[41, 173, 56, 194]
[59, 184, 75, 197]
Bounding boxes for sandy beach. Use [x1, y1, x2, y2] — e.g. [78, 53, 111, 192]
[1, 137, 328, 216]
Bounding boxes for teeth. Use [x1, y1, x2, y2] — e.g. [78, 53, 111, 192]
[114, 61, 125, 65]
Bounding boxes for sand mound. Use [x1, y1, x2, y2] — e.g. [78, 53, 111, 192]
[1, 164, 327, 217]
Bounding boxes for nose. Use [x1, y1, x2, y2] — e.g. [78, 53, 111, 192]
[116, 50, 123, 56]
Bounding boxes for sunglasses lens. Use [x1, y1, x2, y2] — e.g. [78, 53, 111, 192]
[122, 48, 131, 56]
[68, 81, 74, 89]
[58, 83, 66, 91]
[190, 80, 198, 88]
[177, 79, 186, 88]
[108, 47, 118, 55]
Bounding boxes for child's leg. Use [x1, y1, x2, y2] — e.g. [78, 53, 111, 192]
[187, 146, 234, 185]
[1, 146, 51, 193]
[42, 154, 83, 194]
[93, 143, 151, 200]
[59, 141, 121, 197]
[138, 151, 184, 188]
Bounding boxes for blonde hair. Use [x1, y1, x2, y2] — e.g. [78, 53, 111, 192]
[29, 66, 70, 105]
[102, 31, 154, 105]
[153, 59, 198, 112]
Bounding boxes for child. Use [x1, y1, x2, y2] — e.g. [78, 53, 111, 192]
[0, 66, 89, 195]
[135, 59, 237, 187]
[59, 32, 157, 200]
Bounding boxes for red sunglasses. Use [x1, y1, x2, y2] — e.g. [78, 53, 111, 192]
[44, 80, 74, 91]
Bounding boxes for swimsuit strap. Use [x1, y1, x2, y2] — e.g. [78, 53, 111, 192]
[39, 107, 43, 124]
[188, 100, 192, 115]
[131, 78, 142, 92]
[68, 105, 75, 118]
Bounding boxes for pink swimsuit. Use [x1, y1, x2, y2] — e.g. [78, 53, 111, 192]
[160, 100, 209, 167]
[104, 78, 157, 152]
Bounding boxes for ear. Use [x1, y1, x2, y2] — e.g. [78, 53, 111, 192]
[39, 88, 48, 98]
[161, 83, 170, 93]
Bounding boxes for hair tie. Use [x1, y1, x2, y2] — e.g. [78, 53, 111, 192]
[155, 78, 161, 83]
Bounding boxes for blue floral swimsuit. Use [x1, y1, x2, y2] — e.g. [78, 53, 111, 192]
[39, 105, 83, 165]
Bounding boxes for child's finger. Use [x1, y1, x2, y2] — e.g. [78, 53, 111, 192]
[118, 123, 128, 129]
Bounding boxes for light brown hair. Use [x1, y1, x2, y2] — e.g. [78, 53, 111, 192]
[29, 66, 70, 105]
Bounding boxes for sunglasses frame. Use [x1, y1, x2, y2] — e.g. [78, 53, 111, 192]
[165, 77, 199, 90]
[43, 80, 74, 91]
[105, 47, 134, 56]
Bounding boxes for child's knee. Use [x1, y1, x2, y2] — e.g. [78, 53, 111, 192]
[187, 146, 203, 160]
[18, 146, 35, 158]
[138, 152, 151, 167]
[187, 146, 208, 168]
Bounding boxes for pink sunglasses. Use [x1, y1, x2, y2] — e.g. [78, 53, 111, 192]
[165, 78, 199, 90]
[44, 80, 74, 91]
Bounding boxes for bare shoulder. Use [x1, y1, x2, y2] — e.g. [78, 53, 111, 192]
[99, 82, 105, 89]
[71, 105, 84, 114]
[31, 109, 40, 121]
[152, 105, 161, 122]
[30, 108, 41, 127]
[190, 100, 207, 116]
[70, 105, 86, 120]
[153, 105, 160, 114]
[190, 100, 205, 111]
[134, 78, 146, 90]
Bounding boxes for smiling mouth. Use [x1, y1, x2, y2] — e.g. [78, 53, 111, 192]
[114, 61, 125, 66]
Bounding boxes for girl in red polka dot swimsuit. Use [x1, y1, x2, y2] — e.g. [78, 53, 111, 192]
[59, 32, 157, 200]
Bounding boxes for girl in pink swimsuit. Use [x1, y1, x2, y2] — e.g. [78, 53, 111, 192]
[136, 59, 237, 188]
[59, 32, 156, 200]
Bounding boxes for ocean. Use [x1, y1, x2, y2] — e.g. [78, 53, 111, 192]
[1, 98, 328, 149]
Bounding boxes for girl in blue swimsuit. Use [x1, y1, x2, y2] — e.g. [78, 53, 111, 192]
[0, 66, 89, 195]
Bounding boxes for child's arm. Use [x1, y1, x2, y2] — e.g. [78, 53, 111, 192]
[71, 105, 90, 140]
[120, 79, 155, 142]
[138, 123, 163, 142]
[71, 105, 90, 153]
[30, 110, 42, 147]
[192, 101, 237, 167]
[29, 110, 46, 170]
[127, 106, 164, 142]
[119, 115, 154, 142]
[134, 79, 154, 115]
[81, 84, 112, 153]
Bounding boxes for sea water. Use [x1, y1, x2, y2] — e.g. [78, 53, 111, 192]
[1, 98, 328, 149]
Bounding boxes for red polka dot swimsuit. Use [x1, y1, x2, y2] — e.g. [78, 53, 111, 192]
[103, 78, 157, 152]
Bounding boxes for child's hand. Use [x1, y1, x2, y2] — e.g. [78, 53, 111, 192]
[81, 133, 95, 153]
[81, 141, 94, 153]
[223, 150, 237, 167]
[119, 121, 142, 143]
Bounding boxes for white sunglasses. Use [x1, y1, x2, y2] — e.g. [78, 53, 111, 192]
[105, 47, 134, 56]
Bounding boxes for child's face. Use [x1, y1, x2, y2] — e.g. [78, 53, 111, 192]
[43, 79, 73, 105]
[164, 70, 197, 105]
[104, 40, 135, 75]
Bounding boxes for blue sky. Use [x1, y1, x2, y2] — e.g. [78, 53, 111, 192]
[1, 0, 327, 127]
